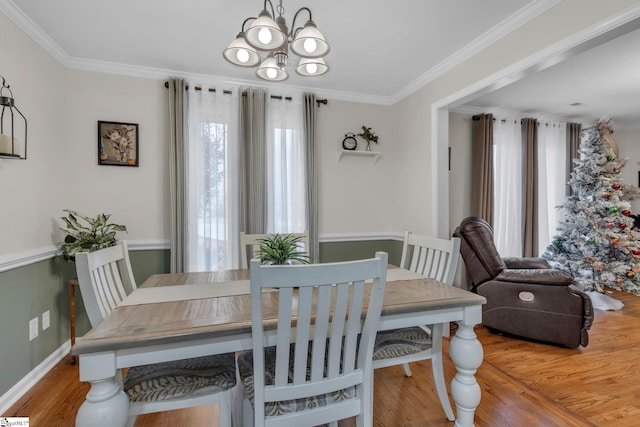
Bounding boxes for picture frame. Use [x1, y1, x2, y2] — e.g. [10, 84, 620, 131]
[98, 121, 139, 167]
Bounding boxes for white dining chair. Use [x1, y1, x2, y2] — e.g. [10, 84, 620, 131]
[239, 230, 309, 268]
[372, 231, 460, 422]
[238, 252, 389, 427]
[75, 241, 238, 426]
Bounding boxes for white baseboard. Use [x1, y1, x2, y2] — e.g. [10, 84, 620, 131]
[0, 340, 71, 415]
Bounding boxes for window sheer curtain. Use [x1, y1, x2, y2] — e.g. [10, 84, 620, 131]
[493, 117, 523, 257]
[185, 86, 240, 272]
[266, 95, 307, 234]
[537, 121, 567, 253]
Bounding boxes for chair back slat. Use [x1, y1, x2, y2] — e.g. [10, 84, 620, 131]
[75, 241, 137, 327]
[327, 282, 349, 377]
[342, 280, 365, 376]
[274, 286, 294, 388]
[92, 266, 119, 318]
[401, 231, 461, 286]
[248, 252, 388, 425]
[293, 285, 313, 384]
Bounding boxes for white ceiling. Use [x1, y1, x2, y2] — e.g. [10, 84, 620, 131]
[461, 24, 640, 128]
[2, 0, 534, 102]
[3, 0, 639, 125]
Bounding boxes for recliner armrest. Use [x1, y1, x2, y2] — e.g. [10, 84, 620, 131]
[503, 257, 550, 269]
[570, 287, 594, 331]
[494, 268, 574, 286]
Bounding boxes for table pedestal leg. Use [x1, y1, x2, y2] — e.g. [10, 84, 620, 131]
[449, 322, 483, 427]
[76, 378, 129, 427]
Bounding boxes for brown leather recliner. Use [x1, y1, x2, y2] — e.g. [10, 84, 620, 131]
[453, 217, 593, 347]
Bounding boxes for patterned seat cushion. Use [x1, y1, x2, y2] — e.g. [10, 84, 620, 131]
[124, 353, 237, 402]
[238, 346, 357, 417]
[373, 327, 433, 360]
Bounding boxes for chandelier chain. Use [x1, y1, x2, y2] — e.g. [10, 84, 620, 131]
[276, 0, 285, 18]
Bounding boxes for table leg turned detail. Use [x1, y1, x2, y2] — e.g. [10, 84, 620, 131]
[76, 378, 129, 427]
[449, 322, 483, 427]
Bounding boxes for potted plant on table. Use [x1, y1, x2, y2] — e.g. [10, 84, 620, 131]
[59, 209, 128, 261]
[256, 233, 309, 265]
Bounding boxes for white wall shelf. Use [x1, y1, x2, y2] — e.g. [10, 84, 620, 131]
[338, 150, 380, 162]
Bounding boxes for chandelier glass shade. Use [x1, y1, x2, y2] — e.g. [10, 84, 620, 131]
[223, 0, 330, 82]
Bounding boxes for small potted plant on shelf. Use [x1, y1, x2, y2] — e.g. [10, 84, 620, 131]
[256, 233, 309, 265]
[357, 125, 379, 151]
[59, 209, 128, 261]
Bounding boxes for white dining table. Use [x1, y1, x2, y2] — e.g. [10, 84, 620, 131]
[73, 267, 486, 427]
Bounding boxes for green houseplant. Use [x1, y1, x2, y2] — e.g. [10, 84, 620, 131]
[257, 233, 309, 265]
[59, 209, 127, 261]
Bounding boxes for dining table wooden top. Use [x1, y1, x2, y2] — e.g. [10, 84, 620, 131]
[72, 267, 486, 356]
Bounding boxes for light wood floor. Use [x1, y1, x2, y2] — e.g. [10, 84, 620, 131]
[7, 289, 639, 426]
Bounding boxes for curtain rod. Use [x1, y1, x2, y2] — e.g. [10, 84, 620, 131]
[473, 115, 562, 127]
[163, 81, 328, 106]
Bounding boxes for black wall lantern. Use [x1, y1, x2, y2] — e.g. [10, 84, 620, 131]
[0, 75, 27, 159]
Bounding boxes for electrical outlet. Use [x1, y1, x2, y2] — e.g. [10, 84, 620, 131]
[42, 310, 50, 330]
[29, 318, 38, 341]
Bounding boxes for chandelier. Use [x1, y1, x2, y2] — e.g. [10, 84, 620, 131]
[223, 0, 330, 82]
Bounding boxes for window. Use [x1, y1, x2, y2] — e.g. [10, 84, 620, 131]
[492, 117, 566, 257]
[185, 89, 306, 271]
[186, 89, 239, 272]
[267, 97, 307, 234]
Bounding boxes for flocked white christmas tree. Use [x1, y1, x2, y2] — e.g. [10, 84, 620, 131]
[543, 117, 640, 296]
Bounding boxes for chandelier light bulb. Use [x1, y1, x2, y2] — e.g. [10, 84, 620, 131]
[303, 38, 317, 54]
[257, 53, 288, 81]
[266, 68, 278, 79]
[290, 20, 330, 58]
[223, 33, 260, 67]
[258, 27, 272, 45]
[236, 48, 250, 63]
[305, 62, 318, 74]
[296, 57, 328, 77]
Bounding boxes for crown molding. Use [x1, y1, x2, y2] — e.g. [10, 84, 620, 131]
[450, 105, 486, 117]
[390, 0, 561, 104]
[0, 0, 555, 107]
[66, 57, 393, 105]
[433, 2, 640, 112]
[0, 0, 70, 64]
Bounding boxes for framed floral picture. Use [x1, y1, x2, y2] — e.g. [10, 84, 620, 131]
[98, 121, 139, 167]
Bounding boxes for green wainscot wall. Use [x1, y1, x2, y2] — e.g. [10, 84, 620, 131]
[0, 239, 398, 398]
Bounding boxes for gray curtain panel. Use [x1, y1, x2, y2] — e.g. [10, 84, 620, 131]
[522, 118, 538, 257]
[566, 122, 582, 195]
[239, 87, 268, 235]
[471, 113, 494, 225]
[303, 93, 319, 263]
[168, 77, 187, 273]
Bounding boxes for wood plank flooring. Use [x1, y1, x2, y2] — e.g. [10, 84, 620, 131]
[6, 289, 639, 426]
